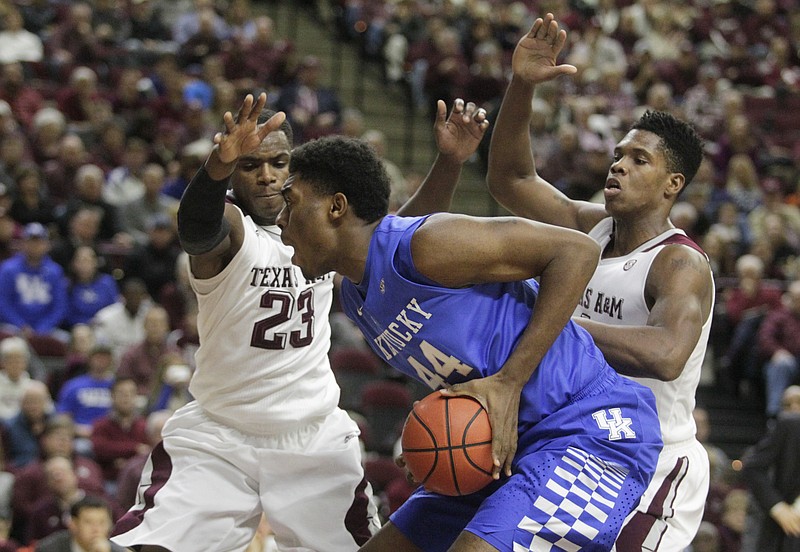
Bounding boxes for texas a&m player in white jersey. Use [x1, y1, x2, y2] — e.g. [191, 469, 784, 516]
[111, 93, 489, 552]
[487, 14, 713, 551]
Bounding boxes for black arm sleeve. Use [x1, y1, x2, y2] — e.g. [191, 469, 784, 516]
[177, 165, 233, 255]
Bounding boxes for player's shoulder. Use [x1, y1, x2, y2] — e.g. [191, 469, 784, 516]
[649, 241, 714, 295]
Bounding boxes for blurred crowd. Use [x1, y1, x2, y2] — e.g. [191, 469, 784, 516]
[0, 0, 796, 550]
[331, 0, 800, 423]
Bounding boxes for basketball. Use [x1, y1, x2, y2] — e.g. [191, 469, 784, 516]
[400, 392, 494, 496]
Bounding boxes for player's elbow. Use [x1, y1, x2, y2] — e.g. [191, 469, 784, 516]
[485, 168, 529, 207]
[569, 233, 601, 273]
[649, 352, 686, 382]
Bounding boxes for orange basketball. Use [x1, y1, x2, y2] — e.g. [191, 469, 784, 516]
[400, 392, 494, 496]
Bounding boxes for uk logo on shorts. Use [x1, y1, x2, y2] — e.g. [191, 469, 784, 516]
[592, 408, 636, 441]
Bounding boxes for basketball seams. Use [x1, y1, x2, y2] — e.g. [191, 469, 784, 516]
[444, 396, 461, 496]
[401, 393, 494, 496]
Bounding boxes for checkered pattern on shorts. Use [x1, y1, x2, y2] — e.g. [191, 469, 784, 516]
[513, 447, 629, 552]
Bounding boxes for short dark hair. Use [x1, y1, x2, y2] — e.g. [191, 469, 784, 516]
[289, 136, 390, 223]
[258, 109, 294, 147]
[631, 111, 704, 189]
[70, 494, 112, 519]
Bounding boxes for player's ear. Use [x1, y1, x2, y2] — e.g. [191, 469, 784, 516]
[330, 192, 348, 221]
[666, 172, 685, 199]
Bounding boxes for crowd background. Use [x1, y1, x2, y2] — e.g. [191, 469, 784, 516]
[0, 0, 796, 550]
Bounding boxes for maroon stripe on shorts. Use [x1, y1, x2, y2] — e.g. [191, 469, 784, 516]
[346, 475, 376, 545]
[111, 442, 174, 537]
[615, 456, 689, 551]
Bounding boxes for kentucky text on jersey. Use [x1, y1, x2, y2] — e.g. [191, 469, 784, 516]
[579, 288, 624, 320]
[372, 298, 477, 389]
[372, 298, 432, 360]
[248, 266, 332, 288]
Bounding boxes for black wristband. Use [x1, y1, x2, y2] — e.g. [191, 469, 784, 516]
[177, 165, 232, 255]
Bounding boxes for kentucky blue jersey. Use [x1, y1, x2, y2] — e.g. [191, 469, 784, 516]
[341, 216, 663, 551]
[341, 215, 617, 427]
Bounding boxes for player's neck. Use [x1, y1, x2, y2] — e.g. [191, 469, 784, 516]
[338, 220, 382, 284]
[608, 217, 674, 257]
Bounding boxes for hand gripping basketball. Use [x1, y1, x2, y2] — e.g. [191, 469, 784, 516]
[400, 392, 494, 496]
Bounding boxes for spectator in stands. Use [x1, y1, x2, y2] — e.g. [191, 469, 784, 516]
[274, 55, 343, 143]
[748, 178, 800, 256]
[55, 342, 115, 445]
[565, 23, 627, 91]
[64, 246, 119, 330]
[103, 137, 151, 208]
[712, 113, 762, 176]
[45, 3, 108, 83]
[120, 164, 178, 247]
[716, 488, 748, 552]
[54, 66, 104, 130]
[0, 8, 44, 65]
[27, 456, 94, 543]
[723, 153, 764, 217]
[758, 279, 800, 418]
[158, 251, 195, 331]
[122, 213, 180, 300]
[0, 223, 68, 341]
[34, 494, 126, 552]
[117, 305, 177, 397]
[160, 139, 210, 200]
[10, 415, 105, 544]
[56, 164, 128, 246]
[91, 278, 150, 360]
[171, 0, 229, 46]
[0, 337, 32, 421]
[223, 14, 292, 90]
[49, 206, 103, 272]
[41, 135, 91, 206]
[107, 68, 149, 131]
[90, 377, 148, 488]
[422, 26, 469, 120]
[46, 324, 95, 404]
[28, 108, 65, 167]
[741, 384, 800, 551]
[177, 7, 225, 69]
[360, 129, 406, 212]
[144, 352, 192, 414]
[125, 0, 175, 67]
[2, 380, 53, 471]
[718, 254, 783, 395]
[694, 405, 735, 529]
[0, 62, 44, 135]
[114, 409, 170, 512]
[0, 135, 29, 193]
[690, 520, 722, 552]
[462, 40, 506, 110]
[708, 201, 752, 260]
[7, 165, 57, 228]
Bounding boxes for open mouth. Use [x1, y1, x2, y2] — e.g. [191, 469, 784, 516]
[605, 177, 621, 190]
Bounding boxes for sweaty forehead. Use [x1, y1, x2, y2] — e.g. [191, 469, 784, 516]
[257, 130, 291, 155]
[617, 129, 662, 153]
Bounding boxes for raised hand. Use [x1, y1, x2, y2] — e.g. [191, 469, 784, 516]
[214, 93, 286, 164]
[433, 98, 490, 164]
[512, 13, 577, 85]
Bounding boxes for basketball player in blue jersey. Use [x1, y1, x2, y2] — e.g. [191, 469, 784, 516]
[486, 14, 714, 551]
[276, 135, 663, 552]
[111, 93, 490, 552]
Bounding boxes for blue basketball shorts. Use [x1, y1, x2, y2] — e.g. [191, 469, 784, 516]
[390, 375, 662, 552]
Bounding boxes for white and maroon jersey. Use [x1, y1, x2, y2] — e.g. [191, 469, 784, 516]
[575, 218, 714, 445]
[188, 206, 339, 434]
